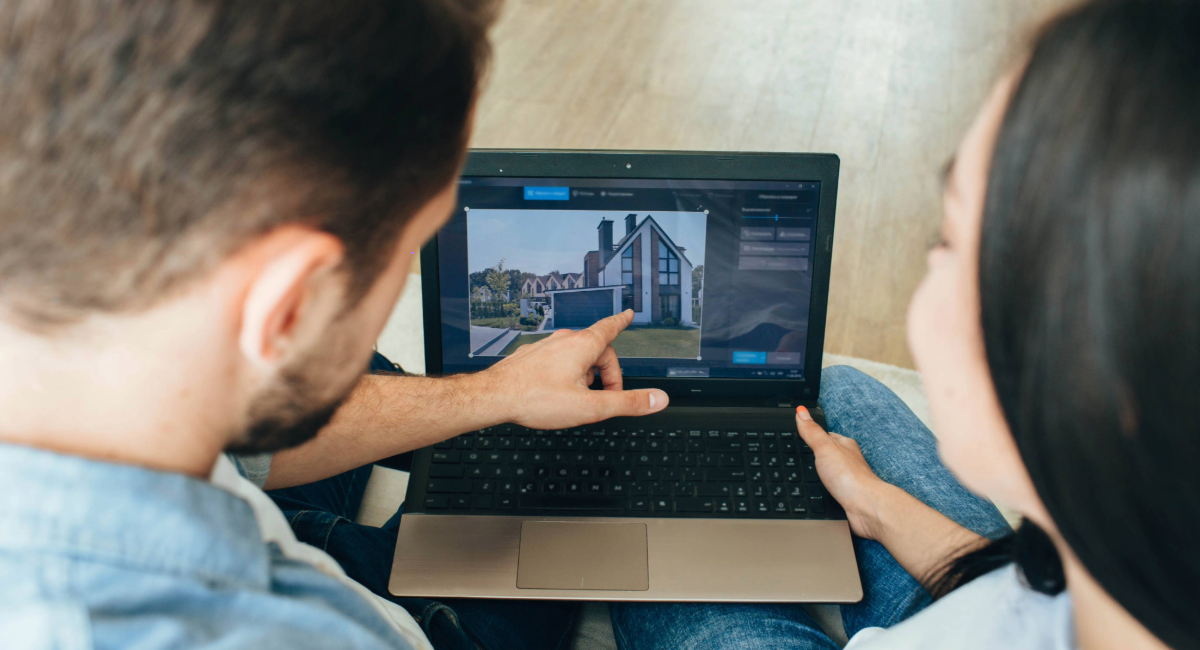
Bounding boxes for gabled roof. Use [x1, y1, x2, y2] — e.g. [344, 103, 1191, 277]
[543, 272, 581, 285]
[609, 216, 693, 266]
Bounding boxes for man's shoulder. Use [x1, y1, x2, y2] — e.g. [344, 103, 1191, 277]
[0, 598, 91, 650]
[0, 446, 409, 650]
[0, 567, 405, 650]
[0, 603, 388, 650]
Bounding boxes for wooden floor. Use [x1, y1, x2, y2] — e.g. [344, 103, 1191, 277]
[465, 0, 1068, 368]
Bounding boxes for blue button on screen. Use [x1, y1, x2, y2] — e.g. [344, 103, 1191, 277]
[524, 186, 569, 201]
[732, 351, 767, 364]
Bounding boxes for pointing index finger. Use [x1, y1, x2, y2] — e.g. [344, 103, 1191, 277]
[584, 309, 635, 346]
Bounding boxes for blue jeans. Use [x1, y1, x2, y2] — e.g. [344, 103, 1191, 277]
[268, 352, 578, 650]
[609, 366, 1013, 649]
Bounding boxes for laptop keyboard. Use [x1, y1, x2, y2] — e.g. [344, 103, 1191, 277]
[415, 424, 843, 519]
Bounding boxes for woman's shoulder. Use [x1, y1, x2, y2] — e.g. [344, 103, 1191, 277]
[845, 564, 1074, 650]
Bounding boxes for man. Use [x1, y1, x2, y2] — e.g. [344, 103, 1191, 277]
[0, 1, 667, 648]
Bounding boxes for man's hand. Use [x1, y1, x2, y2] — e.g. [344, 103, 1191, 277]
[485, 310, 668, 429]
[265, 310, 665, 489]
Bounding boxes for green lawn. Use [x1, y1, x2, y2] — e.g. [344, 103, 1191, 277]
[499, 326, 701, 358]
[471, 317, 512, 328]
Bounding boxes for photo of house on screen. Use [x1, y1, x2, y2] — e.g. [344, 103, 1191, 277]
[466, 209, 705, 358]
[534, 214, 695, 329]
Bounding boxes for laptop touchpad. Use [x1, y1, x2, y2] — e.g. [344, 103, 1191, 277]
[516, 521, 649, 591]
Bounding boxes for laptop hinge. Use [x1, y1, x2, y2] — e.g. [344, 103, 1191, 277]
[777, 399, 794, 408]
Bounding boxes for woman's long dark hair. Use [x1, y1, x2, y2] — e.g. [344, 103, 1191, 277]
[934, 1, 1200, 648]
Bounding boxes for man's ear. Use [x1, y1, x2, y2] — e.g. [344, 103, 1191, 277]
[237, 227, 346, 369]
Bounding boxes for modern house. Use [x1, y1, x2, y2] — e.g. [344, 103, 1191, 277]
[545, 214, 696, 329]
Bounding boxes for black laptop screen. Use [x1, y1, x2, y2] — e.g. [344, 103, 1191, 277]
[434, 177, 820, 380]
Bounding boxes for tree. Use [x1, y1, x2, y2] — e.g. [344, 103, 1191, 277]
[476, 268, 534, 298]
[486, 259, 511, 303]
[469, 270, 488, 292]
[692, 264, 704, 296]
[506, 268, 524, 294]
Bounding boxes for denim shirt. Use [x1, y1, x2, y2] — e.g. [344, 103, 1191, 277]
[0, 442, 417, 650]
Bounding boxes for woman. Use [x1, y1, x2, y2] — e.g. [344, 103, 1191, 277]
[611, 0, 1200, 648]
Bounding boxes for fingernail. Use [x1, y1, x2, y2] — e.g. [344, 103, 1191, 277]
[796, 405, 811, 421]
[649, 393, 656, 409]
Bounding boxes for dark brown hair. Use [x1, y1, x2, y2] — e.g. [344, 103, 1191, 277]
[937, 1, 1200, 648]
[0, 0, 498, 327]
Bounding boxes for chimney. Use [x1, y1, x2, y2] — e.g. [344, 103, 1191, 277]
[625, 213, 637, 238]
[598, 219, 614, 265]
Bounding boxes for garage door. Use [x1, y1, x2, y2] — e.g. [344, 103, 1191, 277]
[553, 290, 615, 329]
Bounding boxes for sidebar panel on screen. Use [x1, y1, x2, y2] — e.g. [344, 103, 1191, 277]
[698, 186, 818, 379]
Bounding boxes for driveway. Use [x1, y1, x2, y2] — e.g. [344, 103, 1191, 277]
[474, 329, 521, 356]
[470, 326, 509, 354]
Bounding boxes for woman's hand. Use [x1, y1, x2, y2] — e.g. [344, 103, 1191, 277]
[795, 406, 894, 540]
[796, 406, 987, 588]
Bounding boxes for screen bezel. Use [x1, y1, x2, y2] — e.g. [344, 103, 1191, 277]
[422, 149, 839, 405]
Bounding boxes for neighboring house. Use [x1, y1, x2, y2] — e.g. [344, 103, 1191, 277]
[520, 277, 540, 298]
[546, 214, 695, 329]
[520, 272, 584, 302]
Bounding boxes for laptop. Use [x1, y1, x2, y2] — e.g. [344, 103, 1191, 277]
[389, 150, 862, 603]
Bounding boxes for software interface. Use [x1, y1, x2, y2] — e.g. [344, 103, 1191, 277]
[436, 177, 821, 379]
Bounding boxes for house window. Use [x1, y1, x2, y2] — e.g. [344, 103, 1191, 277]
[661, 295, 680, 321]
[621, 247, 634, 311]
[658, 241, 680, 286]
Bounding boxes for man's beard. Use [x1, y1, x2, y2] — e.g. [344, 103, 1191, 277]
[226, 337, 365, 455]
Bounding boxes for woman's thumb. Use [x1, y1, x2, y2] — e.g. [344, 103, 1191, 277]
[795, 406, 831, 450]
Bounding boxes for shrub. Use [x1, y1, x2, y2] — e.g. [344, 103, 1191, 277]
[662, 317, 678, 326]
